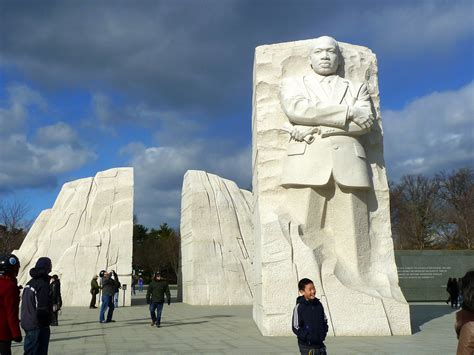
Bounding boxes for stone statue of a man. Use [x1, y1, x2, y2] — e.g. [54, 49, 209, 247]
[279, 36, 375, 287]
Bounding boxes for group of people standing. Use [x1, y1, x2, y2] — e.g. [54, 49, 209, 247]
[89, 270, 122, 308]
[89, 270, 122, 323]
[89, 271, 171, 327]
[447, 277, 465, 309]
[0, 255, 62, 355]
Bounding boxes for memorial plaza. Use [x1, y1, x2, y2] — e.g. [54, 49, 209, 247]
[10, 288, 459, 354]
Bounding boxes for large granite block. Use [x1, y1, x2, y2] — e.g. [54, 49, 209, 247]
[180, 170, 254, 305]
[252, 37, 411, 336]
[14, 168, 134, 307]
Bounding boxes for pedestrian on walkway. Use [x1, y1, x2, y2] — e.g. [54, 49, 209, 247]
[451, 277, 460, 308]
[292, 278, 328, 355]
[447, 278, 454, 305]
[131, 275, 137, 296]
[50, 275, 62, 326]
[90, 275, 100, 309]
[21, 257, 53, 355]
[112, 270, 121, 308]
[138, 276, 143, 293]
[0, 254, 22, 355]
[146, 272, 171, 328]
[99, 270, 119, 323]
[455, 270, 474, 355]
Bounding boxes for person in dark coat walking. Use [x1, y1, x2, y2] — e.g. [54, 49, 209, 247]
[451, 277, 460, 308]
[21, 257, 53, 355]
[292, 278, 328, 355]
[50, 275, 62, 326]
[131, 276, 137, 296]
[447, 278, 454, 304]
[0, 254, 22, 355]
[146, 272, 171, 327]
[90, 275, 100, 309]
[99, 270, 119, 323]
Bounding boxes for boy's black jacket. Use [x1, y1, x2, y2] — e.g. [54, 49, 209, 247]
[292, 296, 328, 347]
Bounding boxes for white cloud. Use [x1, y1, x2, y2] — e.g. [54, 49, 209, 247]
[35, 121, 78, 146]
[383, 81, 474, 180]
[123, 140, 251, 228]
[0, 85, 96, 191]
[366, 2, 473, 53]
[0, 84, 46, 133]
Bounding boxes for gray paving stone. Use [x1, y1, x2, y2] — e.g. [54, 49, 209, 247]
[10, 296, 458, 354]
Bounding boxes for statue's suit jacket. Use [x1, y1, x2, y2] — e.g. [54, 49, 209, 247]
[280, 72, 373, 189]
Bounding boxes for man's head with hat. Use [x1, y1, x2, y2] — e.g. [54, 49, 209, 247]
[34, 257, 52, 274]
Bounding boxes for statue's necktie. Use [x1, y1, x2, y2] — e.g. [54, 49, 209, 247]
[321, 77, 333, 97]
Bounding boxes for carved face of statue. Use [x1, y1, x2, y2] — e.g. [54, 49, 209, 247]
[310, 36, 339, 76]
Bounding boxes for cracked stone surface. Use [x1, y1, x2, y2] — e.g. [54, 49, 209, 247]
[180, 170, 254, 305]
[251, 38, 411, 336]
[14, 168, 134, 307]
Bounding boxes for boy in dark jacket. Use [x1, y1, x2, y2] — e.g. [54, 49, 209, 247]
[0, 254, 22, 355]
[292, 278, 328, 355]
[21, 257, 53, 355]
[146, 272, 171, 327]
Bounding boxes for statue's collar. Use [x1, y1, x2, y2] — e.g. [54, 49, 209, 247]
[312, 72, 338, 83]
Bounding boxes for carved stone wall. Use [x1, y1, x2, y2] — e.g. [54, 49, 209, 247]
[15, 168, 133, 307]
[252, 39, 411, 336]
[180, 170, 254, 305]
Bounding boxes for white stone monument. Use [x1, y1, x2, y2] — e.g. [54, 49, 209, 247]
[15, 168, 134, 307]
[252, 36, 411, 336]
[180, 170, 254, 305]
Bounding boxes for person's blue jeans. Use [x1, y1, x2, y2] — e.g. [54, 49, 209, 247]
[149, 302, 164, 326]
[99, 294, 114, 322]
[24, 327, 50, 355]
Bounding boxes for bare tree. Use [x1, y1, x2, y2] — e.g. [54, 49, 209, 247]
[390, 174, 441, 249]
[436, 168, 474, 249]
[0, 199, 30, 254]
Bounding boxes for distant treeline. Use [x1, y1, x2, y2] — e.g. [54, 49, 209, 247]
[132, 221, 180, 283]
[390, 167, 473, 250]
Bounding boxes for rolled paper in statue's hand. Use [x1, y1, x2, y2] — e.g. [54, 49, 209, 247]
[280, 122, 318, 144]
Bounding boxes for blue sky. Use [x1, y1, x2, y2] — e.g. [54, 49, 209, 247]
[1, 0, 473, 228]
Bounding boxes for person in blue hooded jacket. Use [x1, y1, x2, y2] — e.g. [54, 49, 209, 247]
[21, 257, 53, 355]
[292, 278, 328, 355]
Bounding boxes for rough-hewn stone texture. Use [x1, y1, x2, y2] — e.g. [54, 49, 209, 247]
[15, 168, 134, 307]
[181, 170, 254, 305]
[252, 38, 411, 336]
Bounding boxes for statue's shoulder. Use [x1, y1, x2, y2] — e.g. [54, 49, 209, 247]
[281, 75, 303, 86]
[280, 75, 306, 95]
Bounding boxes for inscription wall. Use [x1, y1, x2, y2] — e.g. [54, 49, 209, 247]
[395, 250, 474, 301]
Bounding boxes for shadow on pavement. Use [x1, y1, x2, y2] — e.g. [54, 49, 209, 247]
[410, 303, 455, 334]
[51, 334, 102, 342]
[160, 320, 208, 327]
[131, 297, 180, 306]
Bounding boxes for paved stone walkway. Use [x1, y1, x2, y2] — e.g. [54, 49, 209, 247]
[12, 292, 458, 354]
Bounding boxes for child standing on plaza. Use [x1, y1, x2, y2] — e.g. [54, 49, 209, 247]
[292, 278, 328, 355]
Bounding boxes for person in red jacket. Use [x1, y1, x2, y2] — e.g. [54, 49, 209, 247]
[0, 254, 22, 355]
